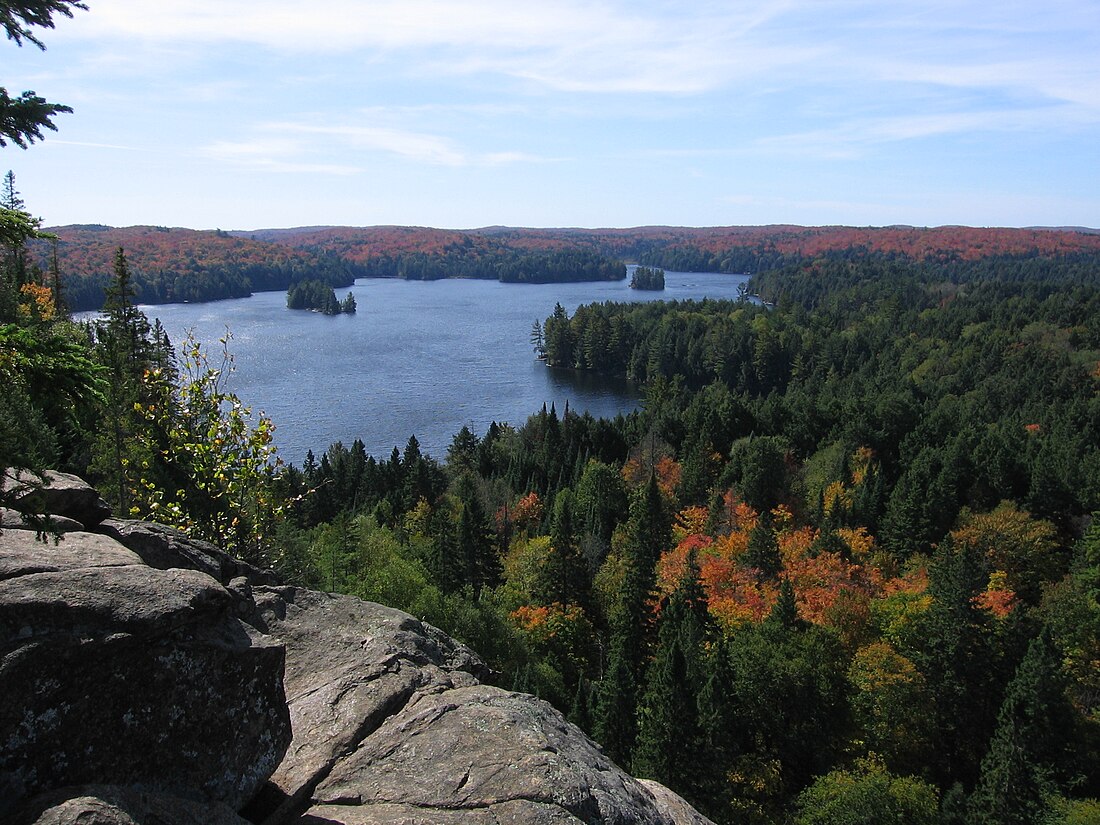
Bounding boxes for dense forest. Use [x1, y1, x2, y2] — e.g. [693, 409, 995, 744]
[5, 169, 1100, 823]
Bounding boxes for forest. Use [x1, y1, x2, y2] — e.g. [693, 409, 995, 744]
[5, 173, 1100, 822]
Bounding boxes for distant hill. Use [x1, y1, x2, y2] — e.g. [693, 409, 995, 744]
[36, 225, 356, 311]
[43, 223, 1100, 310]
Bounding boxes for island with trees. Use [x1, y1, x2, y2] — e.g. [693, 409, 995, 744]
[286, 278, 356, 314]
[629, 265, 665, 290]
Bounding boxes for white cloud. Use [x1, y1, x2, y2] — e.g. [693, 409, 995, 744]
[199, 138, 362, 175]
[201, 121, 553, 171]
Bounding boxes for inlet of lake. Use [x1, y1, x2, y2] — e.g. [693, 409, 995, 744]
[131, 269, 751, 465]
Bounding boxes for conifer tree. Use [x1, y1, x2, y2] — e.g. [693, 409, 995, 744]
[969, 627, 1074, 825]
[2, 1, 87, 148]
[633, 552, 708, 797]
[537, 488, 590, 610]
[90, 247, 155, 511]
[594, 474, 669, 765]
[912, 537, 996, 789]
[745, 510, 781, 580]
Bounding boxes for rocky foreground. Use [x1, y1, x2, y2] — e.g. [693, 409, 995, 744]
[1, 473, 713, 825]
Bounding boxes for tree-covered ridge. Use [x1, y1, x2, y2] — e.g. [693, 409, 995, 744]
[259, 223, 1100, 271]
[287, 279, 356, 315]
[33, 225, 358, 310]
[637, 225, 1100, 273]
[38, 222, 1100, 310]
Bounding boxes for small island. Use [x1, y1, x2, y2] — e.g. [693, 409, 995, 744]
[629, 265, 665, 290]
[287, 279, 356, 314]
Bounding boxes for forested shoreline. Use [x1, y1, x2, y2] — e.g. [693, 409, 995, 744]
[6, 198, 1100, 823]
[34, 221, 1100, 311]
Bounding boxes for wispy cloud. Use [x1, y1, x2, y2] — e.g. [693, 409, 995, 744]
[69, 0, 807, 95]
[200, 122, 554, 172]
[199, 139, 362, 175]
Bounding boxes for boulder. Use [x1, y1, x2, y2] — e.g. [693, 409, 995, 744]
[0, 529, 143, 581]
[14, 784, 251, 825]
[246, 588, 712, 825]
[0, 532, 292, 819]
[303, 685, 694, 825]
[1, 474, 714, 825]
[3, 471, 111, 528]
[0, 509, 85, 535]
[96, 518, 279, 586]
[245, 588, 488, 824]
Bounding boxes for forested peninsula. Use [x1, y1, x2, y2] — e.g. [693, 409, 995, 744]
[7, 210, 1100, 824]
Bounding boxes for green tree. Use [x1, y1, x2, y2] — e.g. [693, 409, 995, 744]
[794, 759, 939, 825]
[969, 628, 1075, 825]
[744, 511, 781, 580]
[633, 552, 709, 799]
[594, 474, 669, 765]
[130, 332, 287, 565]
[847, 641, 933, 774]
[2, 0, 87, 148]
[88, 247, 156, 512]
[910, 537, 996, 789]
[536, 488, 590, 610]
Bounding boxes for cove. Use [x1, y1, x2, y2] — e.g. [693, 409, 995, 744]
[135, 270, 751, 464]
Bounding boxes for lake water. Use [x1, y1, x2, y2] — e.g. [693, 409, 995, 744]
[130, 270, 751, 464]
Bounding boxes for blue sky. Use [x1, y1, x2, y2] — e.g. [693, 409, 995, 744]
[5, 0, 1099, 230]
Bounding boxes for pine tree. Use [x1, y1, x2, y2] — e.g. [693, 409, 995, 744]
[537, 489, 590, 610]
[768, 577, 803, 629]
[89, 247, 156, 511]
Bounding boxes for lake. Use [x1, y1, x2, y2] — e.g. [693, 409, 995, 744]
[131, 269, 751, 464]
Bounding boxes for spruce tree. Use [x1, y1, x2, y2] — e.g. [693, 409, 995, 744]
[594, 474, 669, 765]
[633, 552, 708, 798]
[538, 488, 590, 610]
[969, 627, 1073, 825]
[912, 537, 995, 789]
[90, 247, 155, 511]
[745, 510, 781, 580]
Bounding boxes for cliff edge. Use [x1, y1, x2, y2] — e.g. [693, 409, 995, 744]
[1, 474, 714, 825]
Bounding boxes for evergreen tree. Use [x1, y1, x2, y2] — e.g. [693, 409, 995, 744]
[769, 577, 802, 629]
[745, 510, 781, 580]
[594, 474, 669, 765]
[89, 247, 156, 511]
[2, 1, 86, 148]
[537, 488, 590, 610]
[969, 628, 1074, 825]
[633, 552, 708, 798]
[911, 537, 997, 789]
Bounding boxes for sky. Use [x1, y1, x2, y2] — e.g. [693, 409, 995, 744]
[4, 0, 1099, 230]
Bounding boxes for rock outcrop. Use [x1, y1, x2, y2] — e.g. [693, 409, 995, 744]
[0, 529, 292, 820]
[3, 471, 111, 531]
[16, 784, 252, 825]
[1, 478, 715, 825]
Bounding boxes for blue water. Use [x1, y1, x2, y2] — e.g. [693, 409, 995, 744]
[126, 270, 750, 464]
